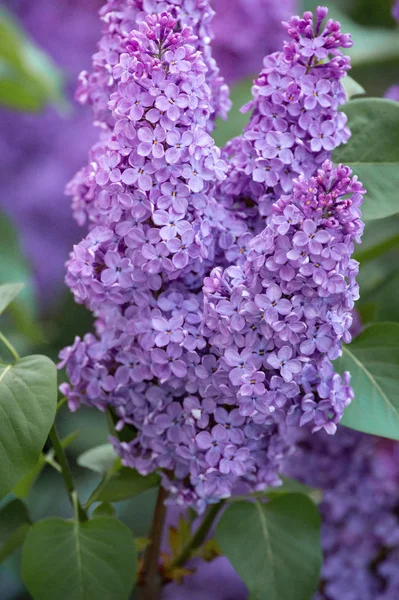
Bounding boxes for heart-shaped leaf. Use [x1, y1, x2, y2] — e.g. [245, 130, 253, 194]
[215, 494, 322, 600]
[22, 517, 137, 600]
[0, 355, 57, 498]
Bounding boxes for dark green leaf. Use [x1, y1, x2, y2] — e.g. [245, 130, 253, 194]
[0, 355, 57, 499]
[336, 323, 399, 439]
[0, 499, 31, 563]
[22, 517, 137, 600]
[0, 282, 24, 315]
[216, 494, 322, 600]
[94, 468, 160, 504]
[333, 98, 399, 221]
[77, 443, 118, 475]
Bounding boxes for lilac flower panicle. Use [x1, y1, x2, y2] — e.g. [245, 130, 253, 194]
[220, 5, 353, 218]
[61, 6, 364, 511]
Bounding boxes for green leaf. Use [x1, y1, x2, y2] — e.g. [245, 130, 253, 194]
[333, 98, 399, 221]
[354, 215, 399, 264]
[92, 468, 160, 504]
[0, 214, 35, 311]
[0, 355, 57, 499]
[0, 282, 24, 315]
[0, 499, 31, 563]
[92, 503, 116, 519]
[0, 8, 65, 111]
[336, 323, 399, 439]
[77, 444, 118, 475]
[22, 517, 137, 600]
[342, 76, 365, 101]
[214, 76, 253, 147]
[216, 494, 322, 600]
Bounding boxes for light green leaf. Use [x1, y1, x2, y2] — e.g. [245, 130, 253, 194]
[342, 76, 365, 101]
[77, 444, 118, 475]
[0, 499, 31, 563]
[214, 76, 253, 147]
[0, 213, 36, 315]
[0, 282, 24, 315]
[22, 517, 137, 600]
[0, 355, 57, 499]
[336, 323, 399, 439]
[216, 494, 322, 600]
[333, 98, 399, 221]
[0, 8, 65, 111]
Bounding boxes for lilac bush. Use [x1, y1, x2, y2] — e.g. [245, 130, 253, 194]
[60, 3, 365, 512]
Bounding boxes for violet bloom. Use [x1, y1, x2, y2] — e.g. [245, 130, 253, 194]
[195, 425, 229, 467]
[61, 6, 364, 512]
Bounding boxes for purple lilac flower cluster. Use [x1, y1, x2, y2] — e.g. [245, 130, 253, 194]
[220, 6, 352, 218]
[211, 0, 297, 83]
[283, 429, 399, 600]
[72, 0, 230, 135]
[61, 6, 364, 509]
[204, 161, 364, 434]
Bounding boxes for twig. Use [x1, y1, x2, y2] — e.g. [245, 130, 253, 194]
[138, 486, 168, 600]
[0, 330, 20, 361]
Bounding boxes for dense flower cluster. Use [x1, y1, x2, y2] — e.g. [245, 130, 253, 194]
[0, 0, 100, 304]
[284, 428, 399, 600]
[61, 6, 364, 510]
[211, 0, 296, 82]
[73, 0, 229, 132]
[205, 160, 364, 435]
[221, 6, 352, 218]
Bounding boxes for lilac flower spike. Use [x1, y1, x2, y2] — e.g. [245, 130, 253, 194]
[221, 5, 353, 217]
[61, 6, 364, 511]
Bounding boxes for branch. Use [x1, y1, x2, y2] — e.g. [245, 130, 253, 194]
[138, 486, 168, 600]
